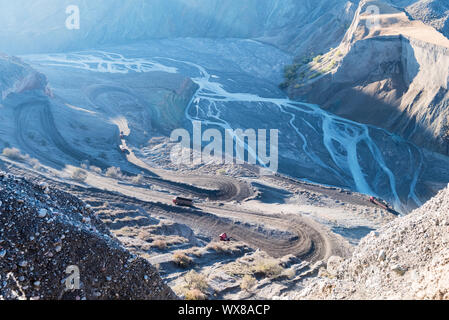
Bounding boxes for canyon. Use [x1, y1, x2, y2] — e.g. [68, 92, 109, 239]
[1, 0, 449, 301]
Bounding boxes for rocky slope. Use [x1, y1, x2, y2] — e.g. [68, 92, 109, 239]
[298, 184, 449, 300]
[0, 172, 175, 300]
[288, 0, 449, 156]
[0, 0, 356, 58]
[406, 0, 449, 38]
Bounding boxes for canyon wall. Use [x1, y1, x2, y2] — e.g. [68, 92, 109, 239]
[288, 0, 449, 155]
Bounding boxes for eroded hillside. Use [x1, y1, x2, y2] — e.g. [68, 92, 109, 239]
[0, 0, 356, 58]
[287, 0, 449, 156]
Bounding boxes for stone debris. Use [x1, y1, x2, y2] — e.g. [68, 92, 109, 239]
[298, 185, 449, 300]
[38, 209, 47, 218]
[0, 171, 176, 300]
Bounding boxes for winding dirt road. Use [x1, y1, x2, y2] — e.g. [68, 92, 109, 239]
[11, 92, 352, 263]
[72, 186, 350, 262]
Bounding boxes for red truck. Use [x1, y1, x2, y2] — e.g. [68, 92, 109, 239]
[219, 233, 232, 242]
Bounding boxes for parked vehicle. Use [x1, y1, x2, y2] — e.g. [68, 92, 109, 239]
[369, 196, 390, 210]
[172, 197, 194, 207]
[369, 196, 399, 215]
[219, 233, 232, 242]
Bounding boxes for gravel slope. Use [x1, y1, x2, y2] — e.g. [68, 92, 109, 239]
[0, 171, 175, 300]
[298, 184, 449, 300]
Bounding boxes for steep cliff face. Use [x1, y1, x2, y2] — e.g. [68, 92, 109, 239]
[394, 38, 449, 154]
[288, 0, 449, 155]
[0, 0, 356, 57]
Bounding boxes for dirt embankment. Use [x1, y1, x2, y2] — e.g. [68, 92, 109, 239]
[288, 0, 449, 156]
[298, 184, 449, 300]
[0, 171, 175, 300]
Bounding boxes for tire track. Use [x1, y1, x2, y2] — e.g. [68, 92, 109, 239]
[88, 84, 253, 202]
[75, 188, 347, 262]
[13, 95, 246, 201]
[12, 94, 347, 263]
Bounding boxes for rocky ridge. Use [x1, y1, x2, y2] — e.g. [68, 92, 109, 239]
[288, 0, 449, 156]
[0, 0, 356, 58]
[298, 184, 449, 300]
[405, 0, 449, 38]
[0, 171, 175, 300]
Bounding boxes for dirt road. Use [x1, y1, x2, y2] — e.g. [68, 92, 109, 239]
[11, 95, 353, 263]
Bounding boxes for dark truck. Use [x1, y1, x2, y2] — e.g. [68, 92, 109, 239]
[172, 197, 194, 207]
[369, 196, 400, 216]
